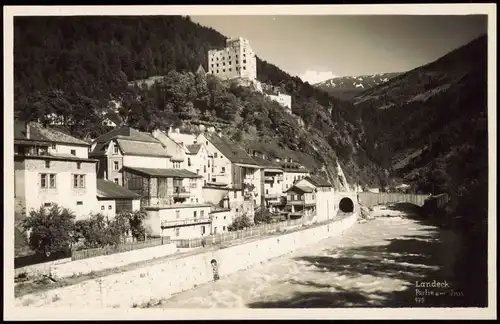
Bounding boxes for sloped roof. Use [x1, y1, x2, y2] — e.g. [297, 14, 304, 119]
[251, 156, 283, 170]
[304, 175, 332, 187]
[124, 166, 202, 178]
[92, 127, 158, 145]
[115, 138, 171, 157]
[186, 143, 202, 154]
[205, 133, 257, 165]
[97, 179, 141, 199]
[285, 184, 315, 194]
[14, 121, 89, 146]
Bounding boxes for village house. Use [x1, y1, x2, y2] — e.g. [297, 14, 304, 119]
[197, 132, 263, 210]
[151, 128, 188, 169]
[14, 121, 98, 220]
[284, 183, 317, 221]
[122, 166, 209, 239]
[96, 179, 142, 219]
[251, 153, 286, 214]
[154, 127, 212, 185]
[89, 127, 172, 186]
[295, 175, 335, 223]
[281, 159, 310, 191]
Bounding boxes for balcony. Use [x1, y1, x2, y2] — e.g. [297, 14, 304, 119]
[287, 199, 316, 206]
[173, 186, 191, 197]
[161, 217, 211, 228]
[264, 176, 274, 182]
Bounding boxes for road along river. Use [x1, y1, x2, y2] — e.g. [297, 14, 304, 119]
[153, 205, 462, 308]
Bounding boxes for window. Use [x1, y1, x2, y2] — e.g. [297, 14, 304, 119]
[204, 165, 206, 173]
[196, 198, 199, 203]
[229, 68, 232, 72]
[196, 169, 200, 175]
[223, 69, 225, 72]
[208, 160, 210, 167]
[51, 144, 56, 149]
[266, 189, 269, 194]
[114, 178, 119, 185]
[206, 141, 208, 145]
[77, 162, 81, 170]
[214, 152, 218, 158]
[108, 205, 112, 210]
[44, 202, 52, 207]
[216, 63, 219, 67]
[193, 211, 197, 218]
[70, 149, 76, 156]
[188, 158, 191, 167]
[243, 60, 246, 63]
[190, 179, 197, 188]
[176, 210, 180, 219]
[114, 146, 119, 154]
[270, 183, 273, 188]
[243, 67, 246, 70]
[236, 208, 239, 213]
[201, 226, 206, 235]
[223, 62, 225, 66]
[101, 205, 105, 210]
[45, 161, 50, 168]
[76, 201, 83, 205]
[175, 228, 180, 237]
[216, 70, 219, 73]
[223, 226, 226, 231]
[113, 161, 119, 170]
[224, 216, 226, 220]
[211, 64, 213, 67]
[221, 167, 225, 173]
[40, 173, 56, 189]
[212, 178, 216, 182]
[190, 198, 194, 203]
[201, 210, 205, 218]
[234, 191, 237, 198]
[73, 174, 85, 188]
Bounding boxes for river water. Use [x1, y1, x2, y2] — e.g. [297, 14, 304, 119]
[154, 206, 462, 308]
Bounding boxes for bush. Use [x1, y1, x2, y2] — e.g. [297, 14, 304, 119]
[228, 214, 252, 232]
[254, 207, 272, 225]
[116, 209, 147, 241]
[74, 213, 120, 248]
[22, 204, 76, 256]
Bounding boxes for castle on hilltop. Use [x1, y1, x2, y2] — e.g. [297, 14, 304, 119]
[208, 37, 257, 81]
[208, 37, 292, 113]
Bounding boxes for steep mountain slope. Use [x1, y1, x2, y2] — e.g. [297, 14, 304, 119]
[314, 72, 401, 100]
[13, 15, 387, 190]
[355, 34, 488, 221]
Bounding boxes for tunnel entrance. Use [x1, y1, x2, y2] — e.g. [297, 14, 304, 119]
[339, 197, 354, 213]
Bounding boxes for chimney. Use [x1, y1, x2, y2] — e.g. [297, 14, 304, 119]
[169, 126, 173, 134]
[262, 152, 266, 160]
[25, 122, 30, 139]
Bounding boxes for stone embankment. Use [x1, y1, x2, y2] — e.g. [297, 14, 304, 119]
[16, 213, 357, 308]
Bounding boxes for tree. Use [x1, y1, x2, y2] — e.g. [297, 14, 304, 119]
[228, 214, 252, 231]
[254, 208, 273, 225]
[22, 204, 76, 256]
[116, 209, 148, 241]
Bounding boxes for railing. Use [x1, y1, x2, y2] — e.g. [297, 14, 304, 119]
[161, 217, 212, 227]
[71, 237, 171, 261]
[171, 217, 311, 248]
[264, 176, 274, 182]
[173, 186, 190, 196]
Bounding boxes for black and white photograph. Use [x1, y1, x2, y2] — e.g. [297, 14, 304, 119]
[4, 4, 496, 320]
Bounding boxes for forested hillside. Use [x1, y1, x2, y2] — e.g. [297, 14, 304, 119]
[13, 15, 387, 189]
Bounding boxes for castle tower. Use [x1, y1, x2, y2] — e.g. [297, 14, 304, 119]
[207, 37, 257, 81]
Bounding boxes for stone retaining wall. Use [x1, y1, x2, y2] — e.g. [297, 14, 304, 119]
[15, 243, 178, 279]
[16, 213, 357, 308]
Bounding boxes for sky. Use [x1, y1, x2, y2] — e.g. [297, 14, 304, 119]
[191, 15, 487, 84]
